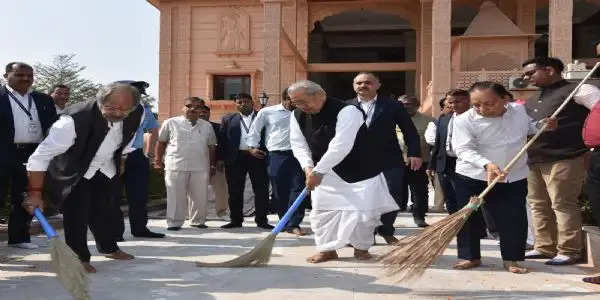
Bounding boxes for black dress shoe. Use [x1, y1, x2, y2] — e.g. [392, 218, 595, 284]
[257, 223, 274, 230]
[414, 218, 429, 228]
[221, 222, 242, 229]
[167, 226, 181, 231]
[115, 237, 125, 242]
[133, 230, 165, 238]
[190, 224, 208, 229]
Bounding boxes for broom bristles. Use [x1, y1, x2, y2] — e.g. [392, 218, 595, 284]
[196, 233, 277, 268]
[378, 196, 480, 282]
[49, 238, 90, 300]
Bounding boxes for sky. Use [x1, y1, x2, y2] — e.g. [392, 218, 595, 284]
[0, 0, 160, 97]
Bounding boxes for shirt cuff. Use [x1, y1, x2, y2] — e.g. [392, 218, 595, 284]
[475, 158, 492, 170]
[26, 160, 50, 172]
[312, 164, 329, 174]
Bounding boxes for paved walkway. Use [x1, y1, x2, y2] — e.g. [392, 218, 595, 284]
[1, 212, 599, 300]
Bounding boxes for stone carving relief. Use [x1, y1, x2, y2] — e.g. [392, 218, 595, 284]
[217, 8, 251, 55]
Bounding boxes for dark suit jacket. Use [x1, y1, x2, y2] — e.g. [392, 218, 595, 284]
[347, 96, 421, 170]
[218, 111, 266, 165]
[427, 114, 456, 174]
[0, 85, 57, 170]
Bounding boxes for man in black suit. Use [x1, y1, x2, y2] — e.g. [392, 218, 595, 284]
[218, 93, 272, 229]
[347, 72, 421, 244]
[1, 62, 57, 249]
[199, 104, 229, 220]
[427, 89, 471, 215]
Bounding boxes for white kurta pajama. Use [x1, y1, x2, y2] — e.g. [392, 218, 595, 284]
[290, 105, 398, 251]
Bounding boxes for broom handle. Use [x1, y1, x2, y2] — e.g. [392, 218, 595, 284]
[477, 62, 600, 201]
[272, 188, 308, 234]
[34, 208, 58, 239]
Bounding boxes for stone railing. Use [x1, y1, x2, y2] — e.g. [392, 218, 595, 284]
[453, 69, 522, 90]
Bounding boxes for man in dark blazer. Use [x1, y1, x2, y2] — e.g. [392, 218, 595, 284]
[1, 62, 57, 249]
[427, 89, 470, 215]
[218, 93, 272, 229]
[347, 72, 421, 245]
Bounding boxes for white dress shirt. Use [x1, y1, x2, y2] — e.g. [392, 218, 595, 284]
[452, 103, 539, 183]
[445, 114, 457, 157]
[290, 106, 364, 174]
[238, 112, 255, 150]
[27, 115, 138, 179]
[424, 121, 437, 146]
[6, 85, 43, 143]
[357, 95, 377, 127]
[157, 116, 216, 171]
[247, 104, 292, 151]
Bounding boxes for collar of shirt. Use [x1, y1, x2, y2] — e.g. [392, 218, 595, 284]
[471, 105, 510, 120]
[6, 84, 32, 98]
[357, 94, 378, 104]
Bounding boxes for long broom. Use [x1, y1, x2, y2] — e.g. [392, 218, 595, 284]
[379, 62, 600, 282]
[34, 208, 90, 300]
[196, 188, 308, 267]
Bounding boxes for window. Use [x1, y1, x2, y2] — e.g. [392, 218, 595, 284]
[213, 75, 251, 100]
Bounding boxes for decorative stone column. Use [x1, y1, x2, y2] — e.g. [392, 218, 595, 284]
[262, 0, 285, 103]
[431, 0, 451, 117]
[419, 0, 432, 104]
[549, 0, 573, 64]
[516, 0, 536, 57]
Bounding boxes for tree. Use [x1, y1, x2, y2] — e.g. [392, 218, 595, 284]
[33, 54, 100, 103]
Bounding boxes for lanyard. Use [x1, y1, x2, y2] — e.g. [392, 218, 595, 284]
[7, 90, 33, 120]
[240, 114, 254, 134]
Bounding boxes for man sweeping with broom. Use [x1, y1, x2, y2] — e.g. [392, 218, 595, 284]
[448, 81, 556, 274]
[288, 80, 398, 263]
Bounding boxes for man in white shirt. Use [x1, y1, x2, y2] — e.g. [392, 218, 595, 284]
[23, 82, 143, 273]
[451, 81, 555, 274]
[289, 80, 398, 263]
[154, 97, 217, 230]
[1, 62, 57, 250]
[50, 84, 70, 114]
[247, 88, 306, 236]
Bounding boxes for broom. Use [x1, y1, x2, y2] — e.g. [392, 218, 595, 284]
[196, 188, 308, 267]
[34, 208, 90, 300]
[379, 62, 600, 282]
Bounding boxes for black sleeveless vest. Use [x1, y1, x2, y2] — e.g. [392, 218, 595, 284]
[293, 97, 379, 183]
[525, 80, 589, 164]
[45, 100, 143, 205]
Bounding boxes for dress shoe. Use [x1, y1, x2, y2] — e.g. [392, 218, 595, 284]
[382, 235, 399, 245]
[115, 237, 125, 242]
[257, 223, 274, 230]
[9, 242, 39, 249]
[545, 255, 579, 266]
[414, 218, 429, 228]
[190, 224, 208, 229]
[105, 250, 134, 260]
[167, 226, 181, 231]
[82, 262, 97, 273]
[133, 230, 165, 238]
[220, 222, 242, 229]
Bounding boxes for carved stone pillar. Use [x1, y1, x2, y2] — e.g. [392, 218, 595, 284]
[549, 0, 573, 64]
[516, 0, 536, 57]
[262, 0, 284, 103]
[431, 0, 451, 117]
[419, 0, 432, 105]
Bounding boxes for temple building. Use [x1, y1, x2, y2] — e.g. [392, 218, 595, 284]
[147, 0, 600, 121]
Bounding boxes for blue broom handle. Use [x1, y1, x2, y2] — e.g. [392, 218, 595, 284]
[34, 208, 58, 239]
[272, 188, 308, 234]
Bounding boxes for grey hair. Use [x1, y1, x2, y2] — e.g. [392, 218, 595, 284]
[96, 82, 141, 113]
[287, 80, 325, 96]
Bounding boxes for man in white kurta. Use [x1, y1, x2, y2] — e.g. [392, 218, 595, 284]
[288, 80, 397, 263]
[155, 97, 217, 230]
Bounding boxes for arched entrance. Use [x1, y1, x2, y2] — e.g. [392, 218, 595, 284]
[307, 9, 417, 100]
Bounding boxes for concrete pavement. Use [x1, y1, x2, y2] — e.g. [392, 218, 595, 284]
[1, 212, 600, 300]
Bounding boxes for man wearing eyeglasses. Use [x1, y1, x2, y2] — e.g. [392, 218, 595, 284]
[154, 97, 217, 231]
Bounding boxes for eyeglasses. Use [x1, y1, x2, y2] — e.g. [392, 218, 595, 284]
[185, 104, 204, 110]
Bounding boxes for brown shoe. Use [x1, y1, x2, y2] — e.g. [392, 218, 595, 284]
[105, 250, 134, 260]
[453, 259, 481, 270]
[82, 262, 97, 273]
[306, 251, 338, 263]
[353, 249, 372, 260]
[503, 261, 529, 274]
[382, 235, 399, 245]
